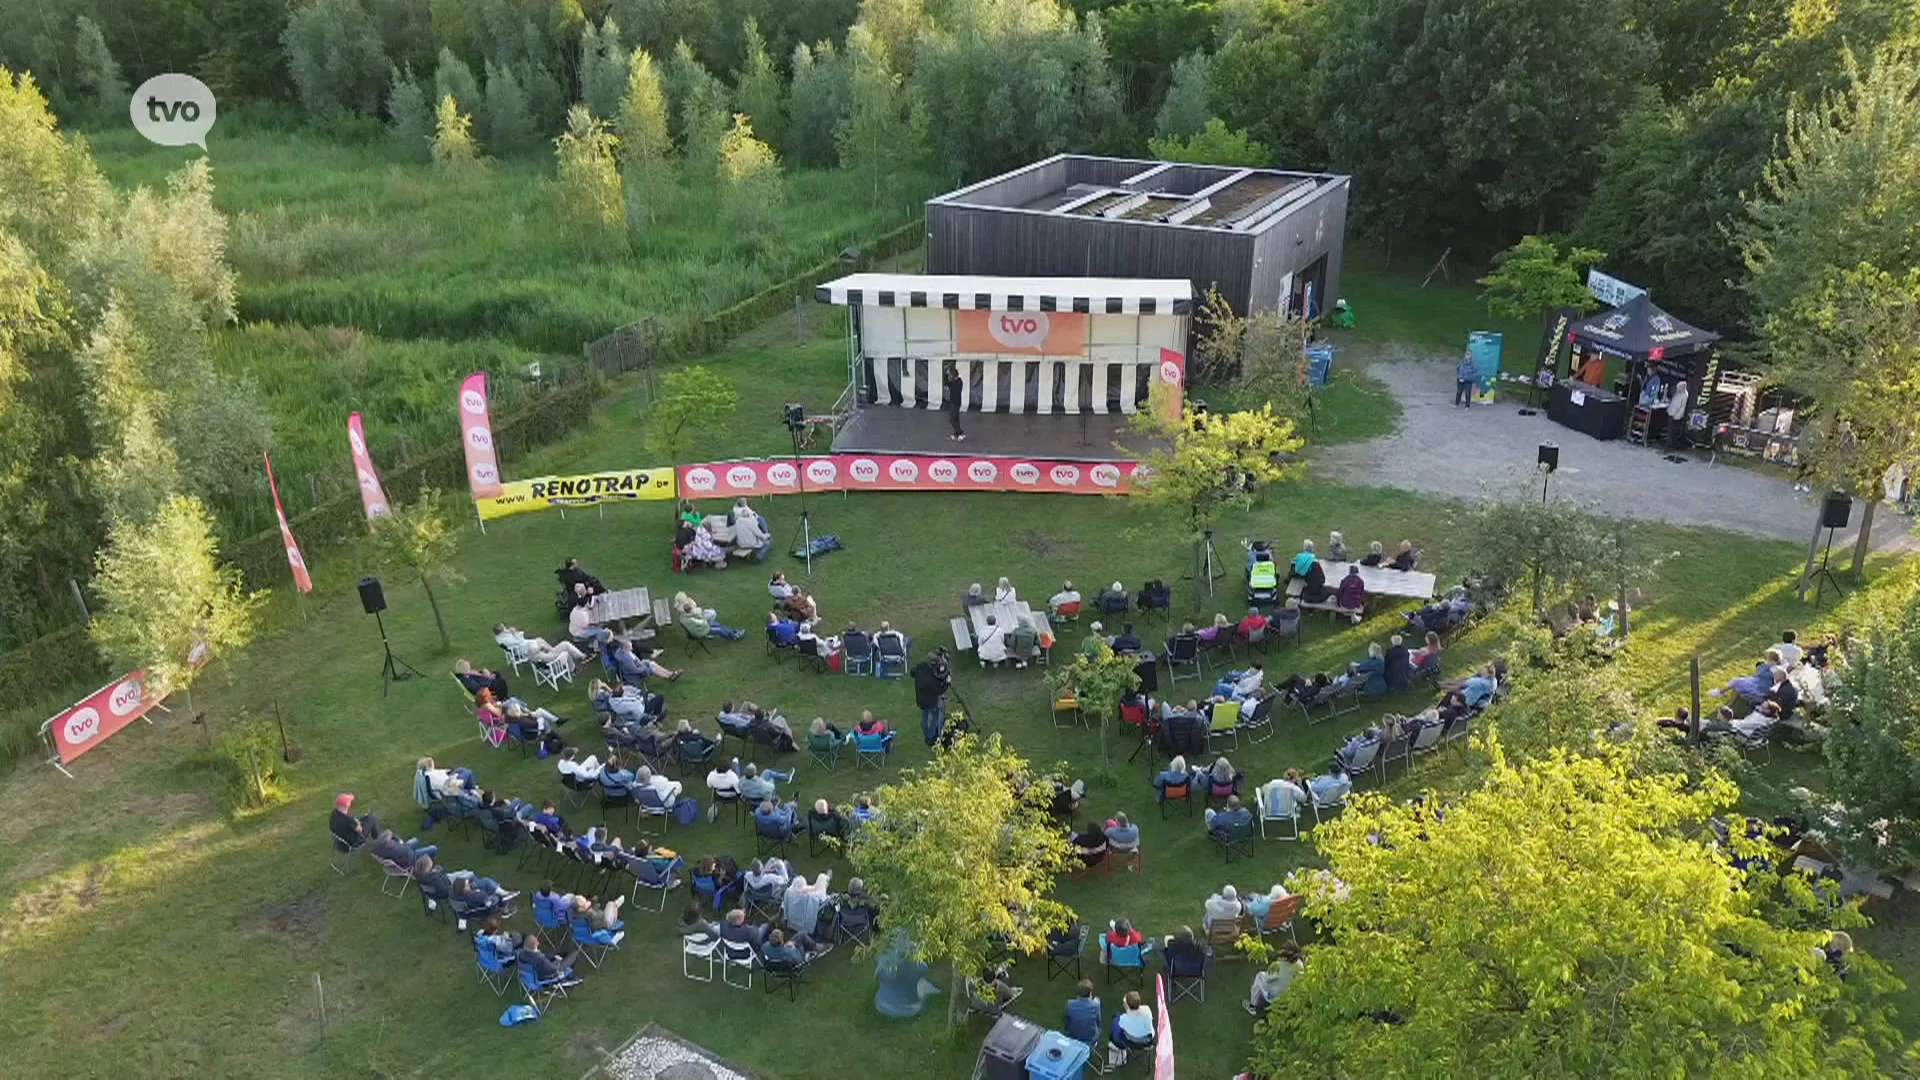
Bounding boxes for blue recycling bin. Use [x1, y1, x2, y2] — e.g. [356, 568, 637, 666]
[1304, 344, 1335, 388]
[1026, 1030, 1091, 1080]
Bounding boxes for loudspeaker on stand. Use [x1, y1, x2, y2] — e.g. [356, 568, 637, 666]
[358, 576, 387, 615]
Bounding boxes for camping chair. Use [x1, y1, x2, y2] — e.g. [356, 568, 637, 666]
[1137, 581, 1172, 623]
[765, 625, 799, 664]
[842, 631, 874, 676]
[1158, 778, 1195, 818]
[680, 624, 713, 656]
[1047, 923, 1089, 981]
[474, 934, 518, 996]
[329, 833, 363, 876]
[1163, 635, 1201, 684]
[599, 785, 637, 826]
[682, 933, 722, 981]
[764, 955, 812, 1001]
[710, 786, 746, 827]
[1408, 719, 1447, 766]
[1310, 785, 1347, 825]
[676, 737, 719, 779]
[967, 976, 1023, 1020]
[875, 633, 909, 678]
[623, 856, 684, 913]
[1374, 729, 1412, 784]
[377, 857, 414, 899]
[853, 730, 891, 770]
[634, 787, 673, 836]
[499, 638, 533, 676]
[533, 649, 576, 691]
[519, 962, 578, 1016]
[1266, 606, 1303, 649]
[1257, 894, 1301, 943]
[809, 813, 848, 857]
[716, 713, 754, 757]
[1207, 699, 1241, 749]
[745, 880, 784, 923]
[755, 813, 798, 858]
[806, 730, 842, 771]
[1238, 692, 1276, 744]
[1442, 712, 1475, 748]
[1204, 771, 1242, 810]
[720, 939, 758, 989]
[1051, 599, 1082, 628]
[569, 911, 624, 969]
[1101, 938, 1151, 988]
[1051, 691, 1081, 729]
[691, 871, 742, 912]
[1205, 916, 1245, 958]
[834, 901, 876, 946]
[1164, 946, 1210, 1004]
[473, 810, 521, 854]
[518, 823, 563, 876]
[560, 771, 596, 809]
[1211, 817, 1256, 863]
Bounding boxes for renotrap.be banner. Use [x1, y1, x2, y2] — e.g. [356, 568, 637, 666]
[475, 468, 678, 520]
[678, 454, 1140, 498]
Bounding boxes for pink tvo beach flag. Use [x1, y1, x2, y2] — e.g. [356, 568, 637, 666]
[459, 372, 503, 500]
[346, 412, 391, 523]
[263, 452, 313, 594]
[1154, 973, 1175, 1079]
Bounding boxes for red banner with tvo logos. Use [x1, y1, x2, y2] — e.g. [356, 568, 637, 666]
[46, 671, 157, 765]
[677, 454, 1139, 499]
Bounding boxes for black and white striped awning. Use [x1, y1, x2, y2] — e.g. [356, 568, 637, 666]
[816, 273, 1193, 316]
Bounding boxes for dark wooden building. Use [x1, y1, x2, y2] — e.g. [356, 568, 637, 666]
[925, 154, 1350, 318]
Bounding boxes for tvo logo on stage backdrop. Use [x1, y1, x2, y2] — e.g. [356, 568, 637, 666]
[990, 313, 1051, 351]
[683, 467, 717, 493]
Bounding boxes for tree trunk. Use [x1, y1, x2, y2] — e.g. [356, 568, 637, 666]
[1100, 707, 1111, 767]
[1795, 503, 1825, 600]
[1849, 500, 1875, 579]
[1530, 558, 1545, 618]
[421, 574, 450, 651]
[946, 958, 963, 1031]
[1614, 523, 1630, 639]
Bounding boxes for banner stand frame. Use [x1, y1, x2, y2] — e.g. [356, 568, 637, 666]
[37, 690, 164, 779]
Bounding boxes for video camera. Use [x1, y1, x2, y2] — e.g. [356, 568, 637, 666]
[782, 402, 806, 431]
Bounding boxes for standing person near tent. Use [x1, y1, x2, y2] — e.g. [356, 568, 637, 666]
[943, 363, 966, 441]
[1454, 352, 1478, 408]
[1666, 378, 1690, 451]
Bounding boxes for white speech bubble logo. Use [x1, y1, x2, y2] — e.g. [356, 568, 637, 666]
[887, 460, 919, 483]
[470, 463, 499, 485]
[64, 707, 101, 746]
[929, 460, 959, 483]
[1160, 358, 1183, 386]
[726, 466, 758, 489]
[461, 390, 486, 414]
[968, 460, 998, 483]
[108, 678, 145, 716]
[988, 313, 1050, 351]
[684, 467, 716, 492]
[806, 459, 838, 485]
[358, 468, 380, 491]
[1049, 464, 1081, 487]
[131, 74, 217, 150]
[766, 462, 798, 488]
[850, 459, 880, 483]
[350, 429, 366, 455]
[286, 545, 306, 569]
[466, 427, 492, 451]
[368, 501, 390, 518]
[1091, 464, 1122, 488]
[1011, 462, 1040, 485]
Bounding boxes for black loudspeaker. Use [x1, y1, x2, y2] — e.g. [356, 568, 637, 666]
[358, 575, 386, 615]
[1537, 442, 1560, 472]
[1821, 492, 1853, 530]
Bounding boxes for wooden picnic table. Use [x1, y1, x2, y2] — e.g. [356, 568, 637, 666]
[586, 586, 653, 626]
[1286, 561, 1435, 601]
[962, 600, 1054, 655]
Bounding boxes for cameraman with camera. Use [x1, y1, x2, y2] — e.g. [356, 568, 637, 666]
[913, 648, 954, 746]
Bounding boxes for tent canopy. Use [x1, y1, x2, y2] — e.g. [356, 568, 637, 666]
[815, 273, 1194, 315]
[1569, 294, 1718, 360]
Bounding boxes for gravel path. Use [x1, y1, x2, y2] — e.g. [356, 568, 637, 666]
[1314, 356, 1915, 553]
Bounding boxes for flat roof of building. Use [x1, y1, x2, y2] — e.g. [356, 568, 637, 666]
[930, 155, 1350, 235]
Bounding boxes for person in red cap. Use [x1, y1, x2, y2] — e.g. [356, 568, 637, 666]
[329, 792, 379, 852]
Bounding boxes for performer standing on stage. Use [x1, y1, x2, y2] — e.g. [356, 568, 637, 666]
[943, 362, 966, 441]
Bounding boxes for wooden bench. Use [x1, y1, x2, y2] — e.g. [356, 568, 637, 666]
[950, 616, 974, 652]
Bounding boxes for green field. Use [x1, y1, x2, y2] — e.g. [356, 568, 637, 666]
[2, 244, 1912, 1077]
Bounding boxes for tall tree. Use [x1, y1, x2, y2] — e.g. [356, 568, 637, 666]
[1209, 0, 1329, 166]
[71, 15, 129, 119]
[366, 488, 463, 651]
[669, 39, 732, 173]
[482, 58, 537, 155]
[855, 0, 931, 76]
[552, 104, 626, 241]
[90, 495, 267, 702]
[431, 92, 483, 169]
[579, 16, 630, 119]
[717, 113, 783, 232]
[786, 40, 854, 168]
[386, 63, 433, 160]
[734, 18, 787, 151]
[1252, 746, 1903, 1077]
[1152, 49, 1210, 140]
[281, 0, 392, 119]
[646, 365, 738, 467]
[1045, 639, 1141, 764]
[432, 46, 482, 120]
[1822, 587, 1920, 872]
[1101, 0, 1218, 118]
[616, 47, 674, 224]
[844, 732, 1078, 1029]
[836, 24, 923, 208]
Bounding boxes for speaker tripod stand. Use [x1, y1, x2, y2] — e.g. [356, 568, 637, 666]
[1184, 529, 1223, 596]
[375, 610, 423, 696]
[1811, 527, 1847, 607]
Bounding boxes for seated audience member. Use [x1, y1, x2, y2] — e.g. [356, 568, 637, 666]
[1212, 662, 1265, 702]
[975, 615, 1009, 665]
[1335, 565, 1367, 614]
[635, 765, 682, 804]
[1773, 629, 1803, 667]
[1299, 558, 1330, 604]
[1105, 919, 1145, 950]
[677, 902, 721, 944]
[515, 935, 582, 987]
[1110, 622, 1144, 655]
[1261, 770, 1309, 822]
[1245, 883, 1290, 924]
[741, 703, 798, 751]
[1094, 581, 1131, 614]
[1289, 540, 1317, 580]
[1765, 664, 1799, 719]
[1360, 541, 1386, 567]
[1236, 607, 1269, 641]
[1104, 812, 1140, 858]
[1353, 643, 1388, 698]
[683, 521, 728, 568]
[1082, 623, 1110, 658]
[767, 573, 818, 621]
[1207, 756, 1243, 794]
[1410, 631, 1443, 671]
[1384, 635, 1413, 692]
[590, 679, 656, 727]
[703, 755, 740, 802]
[598, 757, 636, 800]
[730, 499, 773, 562]
[961, 582, 988, 609]
[1162, 926, 1210, 978]
[1328, 530, 1351, 562]
[1246, 942, 1305, 1015]
[415, 855, 516, 909]
[1204, 795, 1252, 839]
[570, 893, 627, 945]
[1196, 613, 1234, 646]
[330, 792, 379, 851]
[870, 620, 908, 658]
[531, 801, 571, 840]
[1335, 726, 1383, 771]
[744, 857, 793, 896]
[1111, 991, 1157, 1053]
[854, 710, 896, 747]
[808, 715, 845, 746]
[1702, 701, 1781, 741]
[719, 907, 768, 951]
[1389, 540, 1419, 571]
[754, 798, 801, 839]
[807, 799, 848, 842]
[738, 763, 778, 804]
[556, 747, 602, 783]
[1050, 779, 1086, 826]
[850, 794, 879, 824]
[452, 659, 509, 698]
[673, 719, 720, 760]
[611, 640, 682, 684]
[1049, 580, 1082, 615]
[494, 625, 589, 666]
[1307, 765, 1353, 805]
[1204, 884, 1243, 925]
[373, 828, 438, 867]
[759, 928, 811, 969]
[1069, 822, 1110, 868]
[794, 619, 840, 661]
[1154, 756, 1194, 802]
[567, 600, 614, 647]
[674, 592, 747, 641]
[557, 557, 605, 599]
[1065, 981, 1103, 1045]
[476, 915, 524, 959]
[994, 576, 1018, 604]
[1452, 665, 1497, 708]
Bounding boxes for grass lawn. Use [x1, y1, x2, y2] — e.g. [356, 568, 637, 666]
[2, 251, 1913, 1078]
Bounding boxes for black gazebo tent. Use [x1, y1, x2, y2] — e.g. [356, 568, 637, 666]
[1553, 294, 1722, 441]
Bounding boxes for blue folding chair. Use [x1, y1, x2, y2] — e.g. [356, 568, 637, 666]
[473, 934, 518, 996]
[692, 871, 742, 911]
[532, 890, 573, 945]
[1101, 938, 1152, 989]
[569, 911, 625, 969]
[854, 730, 893, 770]
[519, 962, 575, 1015]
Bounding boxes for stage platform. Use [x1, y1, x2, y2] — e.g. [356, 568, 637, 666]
[833, 406, 1153, 461]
